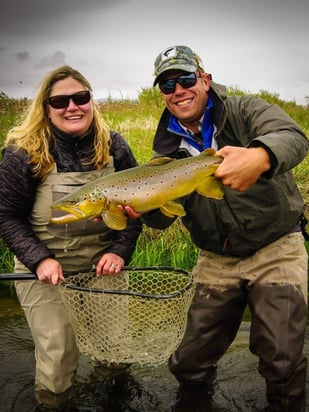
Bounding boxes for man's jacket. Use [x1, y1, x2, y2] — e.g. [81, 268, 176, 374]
[143, 81, 309, 257]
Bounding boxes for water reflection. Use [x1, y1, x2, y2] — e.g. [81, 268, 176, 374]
[1, 287, 308, 411]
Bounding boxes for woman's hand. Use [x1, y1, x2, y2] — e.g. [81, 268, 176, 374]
[92, 206, 141, 223]
[96, 252, 125, 276]
[122, 205, 142, 219]
[36, 257, 64, 285]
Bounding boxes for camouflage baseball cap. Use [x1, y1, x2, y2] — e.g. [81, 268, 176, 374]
[153, 45, 205, 86]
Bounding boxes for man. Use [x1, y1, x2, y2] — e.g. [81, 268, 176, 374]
[141, 45, 309, 411]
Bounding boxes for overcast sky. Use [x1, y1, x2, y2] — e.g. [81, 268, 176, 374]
[1, 0, 308, 105]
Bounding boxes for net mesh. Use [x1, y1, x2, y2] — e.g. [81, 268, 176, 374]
[58, 267, 194, 366]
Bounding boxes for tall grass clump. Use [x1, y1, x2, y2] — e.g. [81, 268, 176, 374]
[0, 240, 14, 273]
[98, 88, 164, 164]
[0, 97, 29, 156]
[130, 220, 199, 270]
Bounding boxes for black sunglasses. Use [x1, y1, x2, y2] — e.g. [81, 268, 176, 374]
[158, 72, 199, 95]
[45, 90, 91, 109]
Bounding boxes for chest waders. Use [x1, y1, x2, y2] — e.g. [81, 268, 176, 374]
[169, 234, 308, 411]
[14, 160, 115, 407]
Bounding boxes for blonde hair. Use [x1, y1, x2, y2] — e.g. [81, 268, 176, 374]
[5, 65, 111, 178]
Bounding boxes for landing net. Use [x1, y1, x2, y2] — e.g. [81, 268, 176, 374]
[58, 267, 194, 366]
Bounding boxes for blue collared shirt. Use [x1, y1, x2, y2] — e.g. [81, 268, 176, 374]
[167, 96, 215, 152]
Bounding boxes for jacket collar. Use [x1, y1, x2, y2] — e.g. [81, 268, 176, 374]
[50, 123, 95, 151]
[153, 81, 226, 155]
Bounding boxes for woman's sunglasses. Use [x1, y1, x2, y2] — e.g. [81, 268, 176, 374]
[158, 72, 199, 95]
[45, 90, 91, 109]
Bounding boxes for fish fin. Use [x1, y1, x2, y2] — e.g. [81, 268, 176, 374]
[196, 176, 224, 200]
[201, 148, 217, 156]
[144, 156, 174, 166]
[102, 204, 127, 230]
[160, 201, 186, 218]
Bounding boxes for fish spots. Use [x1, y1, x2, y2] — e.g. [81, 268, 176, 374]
[49, 149, 224, 227]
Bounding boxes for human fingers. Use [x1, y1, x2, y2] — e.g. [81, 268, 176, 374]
[124, 205, 142, 218]
[36, 258, 64, 284]
[96, 253, 124, 276]
[116, 205, 141, 219]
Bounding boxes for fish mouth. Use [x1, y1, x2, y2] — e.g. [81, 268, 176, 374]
[49, 206, 90, 224]
[50, 214, 78, 224]
[65, 207, 88, 218]
[50, 196, 106, 224]
[50, 211, 89, 225]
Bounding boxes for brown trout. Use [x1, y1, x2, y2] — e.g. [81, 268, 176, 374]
[50, 148, 223, 230]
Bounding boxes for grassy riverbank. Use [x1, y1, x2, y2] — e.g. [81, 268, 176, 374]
[0, 88, 308, 276]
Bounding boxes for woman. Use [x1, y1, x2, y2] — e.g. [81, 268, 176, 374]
[0, 66, 142, 410]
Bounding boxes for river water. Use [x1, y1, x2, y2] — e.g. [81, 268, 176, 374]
[1, 287, 309, 412]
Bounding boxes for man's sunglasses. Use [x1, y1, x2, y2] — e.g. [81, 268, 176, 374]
[158, 72, 199, 95]
[45, 90, 91, 109]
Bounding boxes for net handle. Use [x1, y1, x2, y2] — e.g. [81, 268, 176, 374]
[61, 266, 194, 299]
[0, 268, 96, 281]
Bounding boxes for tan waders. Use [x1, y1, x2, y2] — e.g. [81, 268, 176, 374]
[169, 232, 308, 411]
[14, 162, 127, 409]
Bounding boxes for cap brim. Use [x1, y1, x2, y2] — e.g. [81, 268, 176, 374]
[153, 63, 198, 86]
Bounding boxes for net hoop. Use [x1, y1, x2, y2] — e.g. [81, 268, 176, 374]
[61, 266, 193, 299]
[58, 266, 195, 366]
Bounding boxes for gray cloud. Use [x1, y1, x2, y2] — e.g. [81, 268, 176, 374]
[0, 0, 308, 104]
[0, 0, 130, 34]
[35, 51, 67, 69]
[16, 51, 30, 62]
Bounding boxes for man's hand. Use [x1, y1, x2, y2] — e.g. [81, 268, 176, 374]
[215, 146, 271, 192]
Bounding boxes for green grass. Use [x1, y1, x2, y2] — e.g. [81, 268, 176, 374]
[129, 220, 199, 269]
[0, 89, 308, 280]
